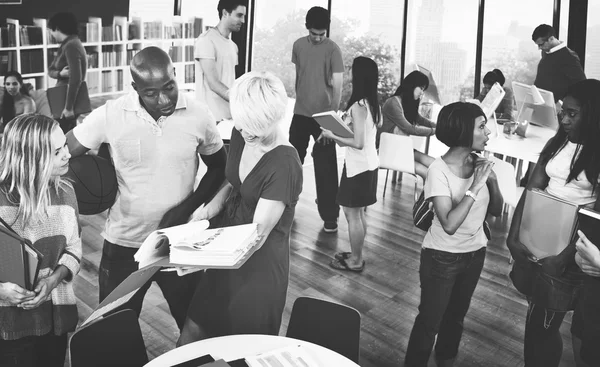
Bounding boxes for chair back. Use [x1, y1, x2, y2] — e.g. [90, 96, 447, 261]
[69, 309, 148, 367]
[489, 157, 519, 207]
[286, 296, 361, 363]
[379, 133, 415, 174]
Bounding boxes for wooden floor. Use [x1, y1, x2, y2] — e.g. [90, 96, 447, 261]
[71, 163, 578, 367]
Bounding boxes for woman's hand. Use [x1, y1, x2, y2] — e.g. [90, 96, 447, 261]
[506, 233, 536, 264]
[317, 128, 334, 145]
[0, 282, 35, 306]
[59, 66, 70, 78]
[575, 230, 600, 277]
[20, 275, 59, 310]
[470, 158, 494, 193]
[190, 206, 209, 222]
[61, 108, 75, 120]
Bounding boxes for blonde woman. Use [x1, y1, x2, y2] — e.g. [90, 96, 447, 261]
[0, 114, 81, 367]
[178, 71, 303, 345]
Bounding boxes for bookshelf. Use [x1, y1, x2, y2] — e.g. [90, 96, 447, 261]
[0, 16, 202, 97]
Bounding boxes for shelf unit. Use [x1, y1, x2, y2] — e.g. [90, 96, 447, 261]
[0, 15, 201, 97]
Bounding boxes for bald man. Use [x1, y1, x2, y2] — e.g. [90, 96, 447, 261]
[66, 47, 227, 329]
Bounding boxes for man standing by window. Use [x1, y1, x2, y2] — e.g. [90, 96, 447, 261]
[194, 0, 247, 122]
[290, 6, 344, 233]
[532, 24, 586, 113]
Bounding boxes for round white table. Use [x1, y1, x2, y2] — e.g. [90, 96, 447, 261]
[144, 334, 360, 367]
[484, 124, 555, 164]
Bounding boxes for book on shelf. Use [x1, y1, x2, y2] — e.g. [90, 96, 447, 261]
[312, 110, 354, 138]
[20, 49, 44, 74]
[19, 25, 43, 46]
[578, 208, 600, 249]
[519, 188, 580, 259]
[133, 220, 260, 269]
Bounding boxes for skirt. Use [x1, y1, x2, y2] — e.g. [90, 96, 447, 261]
[336, 165, 378, 208]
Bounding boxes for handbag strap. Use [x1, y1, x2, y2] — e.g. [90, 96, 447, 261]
[0, 215, 18, 235]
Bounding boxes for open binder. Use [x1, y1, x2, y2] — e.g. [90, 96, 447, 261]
[312, 111, 354, 139]
[0, 216, 43, 291]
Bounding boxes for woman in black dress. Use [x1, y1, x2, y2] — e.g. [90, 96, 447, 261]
[177, 71, 303, 345]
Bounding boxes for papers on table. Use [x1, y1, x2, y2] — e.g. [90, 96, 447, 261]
[245, 345, 318, 367]
[134, 221, 260, 268]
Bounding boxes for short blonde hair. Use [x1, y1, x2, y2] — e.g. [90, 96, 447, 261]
[229, 71, 288, 138]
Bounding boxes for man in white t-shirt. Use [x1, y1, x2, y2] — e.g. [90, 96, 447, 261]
[66, 47, 227, 330]
[194, 0, 246, 121]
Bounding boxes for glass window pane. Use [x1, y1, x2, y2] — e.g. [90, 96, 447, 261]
[559, 0, 569, 42]
[130, 0, 174, 19]
[481, 0, 554, 92]
[330, 0, 404, 107]
[586, 2, 600, 79]
[251, 1, 328, 98]
[405, 0, 478, 105]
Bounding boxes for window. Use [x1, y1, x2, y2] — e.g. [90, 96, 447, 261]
[405, 0, 478, 105]
[130, 0, 174, 20]
[480, 0, 554, 97]
[251, 0, 328, 98]
[585, 1, 600, 79]
[330, 0, 404, 107]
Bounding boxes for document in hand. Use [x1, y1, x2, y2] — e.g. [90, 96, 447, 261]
[0, 224, 43, 291]
[578, 208, 600, 249]
[245, 345, 318, 367]
[134, 220, 260, 268]
[519, 188, 579, 259]
[312, 111, 354, 139]
[480, 82, 506, 119]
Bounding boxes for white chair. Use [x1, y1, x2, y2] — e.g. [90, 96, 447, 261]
[379, 133, 419, 198]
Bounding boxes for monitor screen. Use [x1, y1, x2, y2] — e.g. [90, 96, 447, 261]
[512, 81, 558, 131]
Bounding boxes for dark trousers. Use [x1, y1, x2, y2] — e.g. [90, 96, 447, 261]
[405, 247, 486, 366]
[289, 114, 339, 222]
[523, 302, 568, 367]
[0, 333, 67, 367]
[582, 275, 600, 365]
[99, 240, 200, 330]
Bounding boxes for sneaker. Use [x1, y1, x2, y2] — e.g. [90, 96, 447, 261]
[323, 221, 338, 233]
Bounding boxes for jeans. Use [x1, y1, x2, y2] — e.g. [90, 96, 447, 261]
[289, 114, 339, 222]
[99, 240, 200, 330]
[405, 247, 486, 367]
[0, 333, 67, 367]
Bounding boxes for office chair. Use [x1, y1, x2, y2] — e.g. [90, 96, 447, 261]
[286, 296, 361, 363]
[379, 132, 420, 198]
[69, 309, 148, 367]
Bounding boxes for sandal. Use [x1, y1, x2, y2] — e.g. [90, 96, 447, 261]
[334, 251, 352, 261]
[329, 258, 365, 273]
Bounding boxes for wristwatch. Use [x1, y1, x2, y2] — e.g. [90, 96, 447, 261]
[465, 190, 477, 201]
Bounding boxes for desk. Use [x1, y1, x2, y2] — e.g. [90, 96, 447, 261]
[144, 334, 360, 367]
[484, 124, 555, 164]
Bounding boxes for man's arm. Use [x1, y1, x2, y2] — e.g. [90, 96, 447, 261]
[66, 130, 91, 157]
[198, 58, 230, 102]
[331, 72, 343, 111]
[158, 146, 227, 228]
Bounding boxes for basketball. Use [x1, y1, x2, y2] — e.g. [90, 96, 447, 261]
[66, 155, 118, 215]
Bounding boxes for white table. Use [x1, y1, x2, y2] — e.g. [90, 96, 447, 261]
[484, 124, 555, 164]
[144, 334, 360, 367]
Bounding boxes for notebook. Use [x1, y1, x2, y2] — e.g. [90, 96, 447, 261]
[578, 208, 600, 249]
[0, 225, 43, 291]
[312, 111, 354, 139]
[519, 189, 580, 259]
[46, 81, 92, 119]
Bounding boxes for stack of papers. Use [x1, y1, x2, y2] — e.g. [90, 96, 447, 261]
[134, 221, 259, 268]
[245, 345, 318, 367]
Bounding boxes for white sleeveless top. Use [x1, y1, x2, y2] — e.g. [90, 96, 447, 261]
[344, 100, 379, 177]
[545, 141, 598, 205]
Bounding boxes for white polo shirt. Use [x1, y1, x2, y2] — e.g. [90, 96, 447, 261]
[73, 92, 223, 248]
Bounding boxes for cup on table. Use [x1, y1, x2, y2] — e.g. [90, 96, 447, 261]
[503, 120, 518, 136]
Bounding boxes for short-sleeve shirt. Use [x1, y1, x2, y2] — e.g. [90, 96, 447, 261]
[73, 92, 223, 248]
[194, 28, 238, 121]
[422, 157, 490, 253]
[292, 37, 344, 117]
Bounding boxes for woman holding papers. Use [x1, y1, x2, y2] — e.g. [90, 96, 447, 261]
[507, 79, 600, 367]
[405, 102, 503, 367]
[1, 71, 36, 129]
[320, 56, 380, 273]
[381, 70, 436, 179]
[475, 69, 514, 120]
[177, 71, 303, 344]
[0, 114, 81, 367]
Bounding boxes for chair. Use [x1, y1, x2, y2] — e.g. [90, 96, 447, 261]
[69, 309, 148, 367]
[286, 296, 361, 363]
[379, 132, 419, 198]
